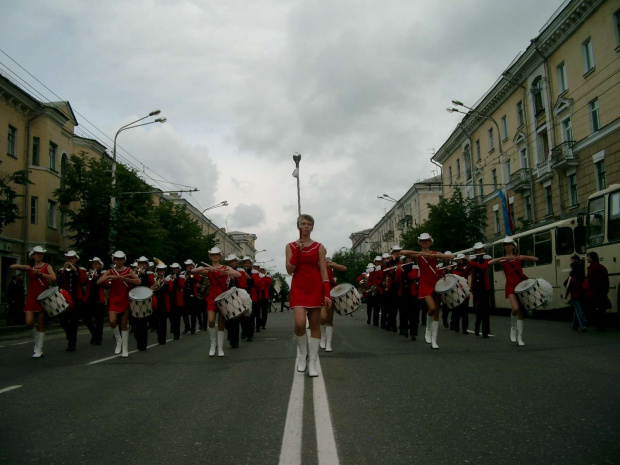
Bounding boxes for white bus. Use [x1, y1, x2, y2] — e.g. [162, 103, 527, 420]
[489, 217, 586, 311]
[585, 183, 620, 314]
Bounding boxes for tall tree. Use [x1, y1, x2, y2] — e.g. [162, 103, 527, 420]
[0, 170, 31, 234]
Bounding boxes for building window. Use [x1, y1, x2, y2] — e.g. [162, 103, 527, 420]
[532, 77, 545, 115]
[47, 200, 57, 229]
[615, 9, 620, 46]
[567, 172, 578, 206]
[32, 137, 40, 165]
[561, 117, 573, 142]
[524, 194, 532, 221]
[456, 159, 461, 179]
[594, 159, 607, 191]
[7, 125, 17, 157]
[475, 140, 481, 162]
[589, 98, 600, 133]
[520, 147, 529, 169]
[506, 159, 512, 179]
[448, 166, 453, 185]
[582, 37, 595, 74]
[544, 184, 553, 216]
[494, 209, 500, 234]
[557, 62, 568, 93]
[478, 178, 484, 197]
[488, 128, 495, 152]
[516, 101, 525, 127]
[30, 196, 39, 225]
[501, 115, 508, 141]
[491, 169, 498, 191]
[49, 142, 58, 171]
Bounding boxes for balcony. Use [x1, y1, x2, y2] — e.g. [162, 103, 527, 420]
[506, 168, 532, 192]
[551, 140, 579, 170]
[536, 158, 553, 183]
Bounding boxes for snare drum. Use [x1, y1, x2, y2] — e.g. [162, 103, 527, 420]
[434, 274, 470, 309]
[37, 287, 72, 318]
[215, 288, 249, 320]
[330, 283, 361, 316]
[514, 278, 545, 310]
[129, 286, 153, 318]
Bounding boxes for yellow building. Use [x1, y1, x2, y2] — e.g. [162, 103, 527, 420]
[434, 0, 619, 239]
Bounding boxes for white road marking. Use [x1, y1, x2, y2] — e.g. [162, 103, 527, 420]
[86, 338, 173, 365]
[313, 358, 339, 465]
[0, 385, 23, 394]
[10, 341, 30, 346]
[278, 366, 305, 465]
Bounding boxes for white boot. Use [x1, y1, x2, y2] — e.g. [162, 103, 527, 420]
[431, 320, 439, 349]
[112, 326, 122, 354]
[217, 330, 225, 357]
[320, 325, 326, 349]
[32, 331, 44, 358]
[208, 327, 217, 356]
[510, 314, 517, 343]
[30, 329, 38, 357]
[121, 330, 129, 358]
[325, 326, 333, 352]
[308, 337, 320, 377]
[516, 320, 525, 347]
[296, 334, 308, 372]
[425, 316, 432, 344]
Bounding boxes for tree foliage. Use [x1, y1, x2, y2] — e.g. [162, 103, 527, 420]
[331, 248, 379, 285]
[0, 170, 32, 235]
[401, 188, 487, 253]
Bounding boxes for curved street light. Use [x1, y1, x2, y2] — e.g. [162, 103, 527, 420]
[202, 201, 228, 214]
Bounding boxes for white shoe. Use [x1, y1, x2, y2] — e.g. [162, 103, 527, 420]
[208, 327, 217, 357]
[325, 326, 333, 352]
[112, 327, 122, 354]
[32, 331, 44, 358]
[425, 317, 432, 344]
[517, 320, 525, 347]
[320, 325, 326, 349]
[296, 334, 308, 372]
[510, 315, 517, 343]
[121, 330, 129, 358]
[217, 331, 225, 357]
[308, 337, 320, 377]
[431, 321, 439, 349]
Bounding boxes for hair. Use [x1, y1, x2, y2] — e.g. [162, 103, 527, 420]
[297, 214, 315, 228]
[570, 258, 585, 280]
[586, 251, 599, 263]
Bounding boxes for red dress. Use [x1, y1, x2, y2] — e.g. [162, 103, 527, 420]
[25, 263, 51, 312]
[418, 252, 440, 298]
[207, 265, 230, 312]
[289, 241, 323, 308]
[108, 267, 132, 313]
[502, 257, 528, 297]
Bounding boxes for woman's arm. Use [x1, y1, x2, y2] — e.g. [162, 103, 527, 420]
[44, 264, 56, 282]
[329, 262, 347, 272]
[517, 255, 539, 263]
[285, 243, 296, 275]
[96, 270, 111, 285]
[124, 271, 142, 286]
[318, 245, 332, 306]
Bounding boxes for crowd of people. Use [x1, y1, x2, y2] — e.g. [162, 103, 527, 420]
[9, 246, 276, 358]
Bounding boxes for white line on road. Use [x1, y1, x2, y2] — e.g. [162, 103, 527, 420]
[10, 341, 30, 346]
[278, 366, 305, 465]
[86, 338, 173, 365]
[313, 358, 339, 465]
[0, 385, 23, 394]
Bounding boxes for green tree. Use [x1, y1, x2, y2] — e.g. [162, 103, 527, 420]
[331, 248, 378, 285]
[0, 170, 31, 234]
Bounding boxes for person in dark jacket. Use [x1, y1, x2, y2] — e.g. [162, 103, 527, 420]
[7, 274, 25, 326]
[585, 252, 609, 332]
[564, 255, 586, 332]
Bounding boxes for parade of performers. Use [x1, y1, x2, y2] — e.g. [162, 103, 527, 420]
[286, 214, 332, 378]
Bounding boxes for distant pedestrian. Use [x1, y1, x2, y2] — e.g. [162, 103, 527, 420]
[280, 288, 289, 311]
[584, 252, 609, 332]
[564, 255, 586, 332]
[6, 273, 25, 326]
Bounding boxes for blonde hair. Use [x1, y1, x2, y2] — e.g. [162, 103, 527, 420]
[297, 214, 315, 228]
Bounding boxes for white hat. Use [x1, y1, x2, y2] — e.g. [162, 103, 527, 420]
[29, 245, 47, 257]
[65, 250, 80, 259]
[444, 251, 452, 255]
[208, 246, 222, 255]
[418, 233, 433, 242]
[456, 253, 466, 260]
[366, 263, 374, 268]
[131, 262, 138, 267]
[242, 256, 253, 262]
[137, 256, 149, 263]
[156, 263, 167, 270]
[374, 256, 382, 262]
[148, 261, 154, 267]
[91, 257, 104, 265]
[381, 253, 390, 259]
[473, 242, 485, 250]
[184, 259, 194, 265]
[391, 245, 402, 252]
[502, 236, 516, 245]
[366, 267, 374, 273]
[171, 262, 180, 268]
[225, 254, 239, 261]
[112, 250, 126, 259]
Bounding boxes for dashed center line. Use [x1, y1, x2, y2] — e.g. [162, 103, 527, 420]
[0, 385, 23, 394]
[87, 338, 173, 365]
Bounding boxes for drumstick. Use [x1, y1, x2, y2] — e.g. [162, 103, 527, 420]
[111, 267, 129, 287]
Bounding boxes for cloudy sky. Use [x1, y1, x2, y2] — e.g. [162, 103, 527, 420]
[0, 0, 565, 274]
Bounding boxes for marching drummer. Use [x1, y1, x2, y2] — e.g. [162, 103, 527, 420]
[224, 254, 245, 349]
[320, 257, 347, 352]
[193, 247, 241, 357]
[10, 246, 56, 358]
[153, 262, 170, 345]
[133, 256, 154, 351]
[56, 250, 87, 352]
[488, 237, 538, 346]
[399, 233, 454, 349]
[97, 251, 141, 358]
[449, 253, 470, 335]
[468, 243, 492, 338]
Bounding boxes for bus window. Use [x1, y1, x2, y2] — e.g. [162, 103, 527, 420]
[587, 197, 605, 246]
[493, 244, 504, 272]
[574, 225, 586, 254]
[535, 231, 552, 265]
[519, 235, 535, 268]
[556, 227, 574, 255]
[608, 191, 620, 242]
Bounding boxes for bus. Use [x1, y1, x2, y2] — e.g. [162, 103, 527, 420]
[489, 217, 586, 311]
[585, 183, 620, 314]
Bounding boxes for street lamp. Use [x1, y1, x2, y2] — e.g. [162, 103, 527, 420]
[110, 109, 166, 251]
[255, 249, 266, 255]
[378, 193, 408, 235]
[202, 201, 228, 214]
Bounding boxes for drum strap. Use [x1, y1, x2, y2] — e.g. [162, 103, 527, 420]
[506, 259, 528, 282]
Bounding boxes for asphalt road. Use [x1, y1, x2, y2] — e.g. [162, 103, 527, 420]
[1, 306, 619, 465]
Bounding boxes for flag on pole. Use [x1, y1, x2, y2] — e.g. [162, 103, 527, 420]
[497, 189, 512, 236]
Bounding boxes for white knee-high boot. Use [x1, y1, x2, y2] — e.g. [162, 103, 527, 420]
[296, 334, 308, 372]
[30, 328, 38, 357]
[431, 320, 439, 349]
[208, 327, 217, 357]
[308, 337, 320, 377]
[32, 330, 44, 358]
[325, 326, 333, 352]
[516, 320, 525, 347]
[217, 330, 225, 357]
[112, 326, 122, 354]
[425, 315, 432, 344]
[510, 314, 517, 343]
[121, 330, 129, 358]
[320, 325, 326, 349]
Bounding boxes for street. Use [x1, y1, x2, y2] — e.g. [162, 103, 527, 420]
[1, 306, 619, 465]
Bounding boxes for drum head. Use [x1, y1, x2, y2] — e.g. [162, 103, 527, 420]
[435, 275, 456, 293]
[37, 286, 59, 301]
[330, 283, 353, 298]
[514, 278, 537, 294]
[129, 286, 153, 301]
[215, 288, 235, 302]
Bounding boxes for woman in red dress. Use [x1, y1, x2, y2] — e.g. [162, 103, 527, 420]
[399, 233, 454, 349]
[488, 237, 538, 346]
[10, 246, 56, 358]
[97, 251, 141, 357]
[194, 247, 241, 357]
[285, 214, 332, 377]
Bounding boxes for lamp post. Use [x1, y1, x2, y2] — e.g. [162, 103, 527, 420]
[109, 110, 166, 252]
